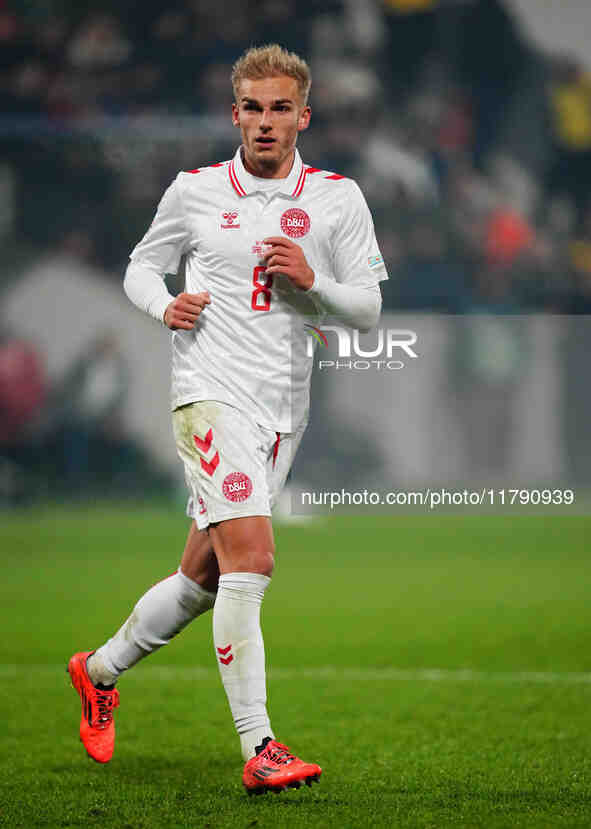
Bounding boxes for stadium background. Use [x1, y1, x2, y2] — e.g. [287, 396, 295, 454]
[2, 2, 591, 827]
[1, 0, 591, 499]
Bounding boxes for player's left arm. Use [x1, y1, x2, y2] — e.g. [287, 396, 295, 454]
[263, 180, 387, 332]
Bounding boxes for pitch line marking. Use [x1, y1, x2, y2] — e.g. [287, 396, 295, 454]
[2, 665, 591, 684]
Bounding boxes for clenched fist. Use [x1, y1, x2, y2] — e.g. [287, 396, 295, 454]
[262, 237, 315, 291]
[164, 291, 211, 330]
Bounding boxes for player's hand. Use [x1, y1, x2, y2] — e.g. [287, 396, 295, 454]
[262, 237, 315, 291]
[164, 291, 210, 330]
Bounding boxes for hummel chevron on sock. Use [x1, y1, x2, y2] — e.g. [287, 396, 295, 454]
[88, 568, 216, 686]
[212, 572, 275, 760]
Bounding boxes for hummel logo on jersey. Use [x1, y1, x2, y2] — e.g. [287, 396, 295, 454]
[221, 210, 240, 229]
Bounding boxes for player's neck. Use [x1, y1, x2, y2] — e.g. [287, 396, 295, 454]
[241, 147, 295, 180]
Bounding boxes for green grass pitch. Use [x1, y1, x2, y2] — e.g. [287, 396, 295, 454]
[2, 506, 591, 827]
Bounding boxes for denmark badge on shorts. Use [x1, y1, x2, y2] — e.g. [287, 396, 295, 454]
[222, 472, 253, 502]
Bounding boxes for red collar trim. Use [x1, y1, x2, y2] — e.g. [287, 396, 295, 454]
[229, 149, 308, 198]
[292, 166, 323, 198]
[228, 159, 247, 198]
[291, 164, 307, 198]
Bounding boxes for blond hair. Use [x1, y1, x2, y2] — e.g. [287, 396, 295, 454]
[231, 44, 311, 106]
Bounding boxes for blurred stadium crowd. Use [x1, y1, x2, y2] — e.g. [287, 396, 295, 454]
[2, 0, 591, 500]
[2, 0, 591, 309]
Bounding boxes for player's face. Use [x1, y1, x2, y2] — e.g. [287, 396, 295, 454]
[232, 76, 311, 178]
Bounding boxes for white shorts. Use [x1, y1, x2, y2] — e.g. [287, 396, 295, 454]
[172, 400, 305, 529]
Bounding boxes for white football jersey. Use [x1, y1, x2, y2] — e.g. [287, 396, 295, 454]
[129, 146, 388, 432]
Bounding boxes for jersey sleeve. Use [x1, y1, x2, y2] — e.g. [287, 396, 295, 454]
[129, 174, 191, 274]
[331, 179, 388, 286]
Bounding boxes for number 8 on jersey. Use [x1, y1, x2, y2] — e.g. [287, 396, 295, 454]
[251, 266, 274, 312]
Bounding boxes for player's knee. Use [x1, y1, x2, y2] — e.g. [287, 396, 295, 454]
[254, 550, 274, 577]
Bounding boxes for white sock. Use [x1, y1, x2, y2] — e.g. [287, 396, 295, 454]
[213, 572, 275, 761]
[88, 568, 216, 686]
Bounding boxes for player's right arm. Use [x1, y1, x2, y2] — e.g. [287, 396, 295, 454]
[124, 175, 210, 330]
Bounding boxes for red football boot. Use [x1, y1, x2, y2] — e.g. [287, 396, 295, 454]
[242, 738, 322, 795]
[67, 651, 120, 764]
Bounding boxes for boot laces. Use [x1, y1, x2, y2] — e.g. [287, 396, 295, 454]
[95, 689, 119, 729]
[265, 741, 295, 765]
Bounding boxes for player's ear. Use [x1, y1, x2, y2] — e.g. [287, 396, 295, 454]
[231, 102, 240, 127]
[298, 106, 311, 132]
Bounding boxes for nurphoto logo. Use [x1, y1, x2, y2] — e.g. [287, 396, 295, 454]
[304, 325, 418, 371]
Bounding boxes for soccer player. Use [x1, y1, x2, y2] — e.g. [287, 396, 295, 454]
[68, 44, 387, 794]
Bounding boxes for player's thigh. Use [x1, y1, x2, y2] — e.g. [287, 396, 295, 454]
[180, 521, 219, 591]
[208, 515, 275, 576]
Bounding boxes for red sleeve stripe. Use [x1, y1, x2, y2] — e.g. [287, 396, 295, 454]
[188, 161, 228, 173]
[293, 166, 345, 197]
[293, 164, 323, 198]
[228, 160, 247, 197]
